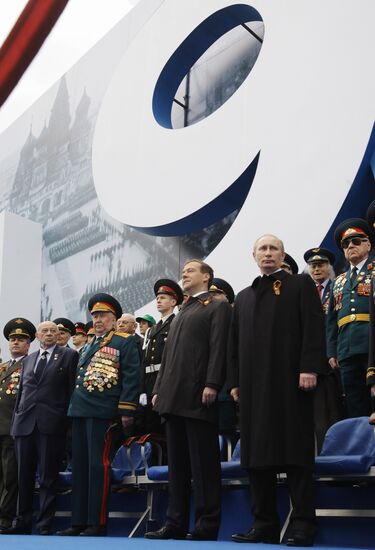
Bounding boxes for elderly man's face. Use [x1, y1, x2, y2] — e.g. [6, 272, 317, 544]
[92, 311, 116, 336]
[343, 237, 371, 266]
[309, 261, 330, 283]
[253, 236, 285, 275]
[36, 322, 59, 348]
[117, 316, 136, 334]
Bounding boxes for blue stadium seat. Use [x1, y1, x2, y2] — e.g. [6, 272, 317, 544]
[111, 441, 152, 483]
[220, 439, 247, 478]
[315, 417, 375, 475]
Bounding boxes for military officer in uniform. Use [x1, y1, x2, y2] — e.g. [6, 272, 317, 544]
[326, 219, 374, 418]
[53, 318, 76, 348]
[209, 277, 235, 304]
[0, 318, 36, 531]
[72, 323, 88, 354]
[57, 293, 140, 537]
[304, 248, 343, 451]
[140, 279, 183, 434]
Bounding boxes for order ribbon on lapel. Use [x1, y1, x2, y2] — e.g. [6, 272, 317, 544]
[273, 280, 282, 296]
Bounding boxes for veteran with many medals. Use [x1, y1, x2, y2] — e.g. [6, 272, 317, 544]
[58, 293, 140, 537]
[326, 218, 374, 418]
[0, 318, 36, 531]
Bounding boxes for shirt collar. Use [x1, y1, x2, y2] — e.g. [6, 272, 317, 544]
[39, 345, 56, 356]
[350, 258, 368, 273]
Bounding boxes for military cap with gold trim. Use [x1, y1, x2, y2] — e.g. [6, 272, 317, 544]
[85, 320, 95, 336]
[304, 247, 335, 265]
[282, 253, 299, 275]
[209, 277, 235, 304]
[154, 278, 184, 305]
[88, 292, 122, 319]
[53, 317, 76, 335]
[3, 317, 36, 341]
[334, 217, 373, 248]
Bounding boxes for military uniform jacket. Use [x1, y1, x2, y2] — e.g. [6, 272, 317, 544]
[141, 314, 175, 395]
[366, 279, 375, 385]
[68, 331, 140, 419]
[0, 358, 23, 435]
[227, 271, 327, 469]
[153, 293, 232, 424]
[326, 260, 374, 362]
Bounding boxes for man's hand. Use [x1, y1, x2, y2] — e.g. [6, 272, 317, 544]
[369, 411, 375, 425]
[202, 387, 217, 406]
[299, 373, 317, 391]
[139, 393, 147, 406]
[230, 387, 239, 403]
[151, 394, 158, 407]
[329, 357, 340, 369]
[371, 385, 375, 397]
[121, 416, 134, 429]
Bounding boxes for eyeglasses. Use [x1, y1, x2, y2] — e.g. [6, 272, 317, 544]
[341, 237, 369, 249]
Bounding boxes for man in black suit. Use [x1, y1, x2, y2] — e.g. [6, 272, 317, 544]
[145, 260, 232, 541]
[228, 235, 327, 547]
[1, 321, 78, 535]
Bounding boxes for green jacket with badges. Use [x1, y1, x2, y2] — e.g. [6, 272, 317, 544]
[0, 358, 23, 434]
[326, 260, 374, 362]
[68, 331, 140, 419]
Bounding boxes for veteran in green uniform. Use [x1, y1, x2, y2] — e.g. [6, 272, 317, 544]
[326, 218, 374, 417]
[0, 318, 36, 530]
[57, 293, 140, 537]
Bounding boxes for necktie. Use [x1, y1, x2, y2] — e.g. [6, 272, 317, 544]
[317, 284, 324, 301]
[35, 351, 48, 382]
[350, 266, 358, 287]
[8, 359, 16, 368]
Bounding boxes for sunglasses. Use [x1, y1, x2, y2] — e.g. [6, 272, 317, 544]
[341, 237, 368, 249]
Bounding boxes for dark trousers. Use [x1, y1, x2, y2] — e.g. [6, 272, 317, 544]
[165, 415, 221, 537]
[71, 417, 113, 527]
[249, 466, 317, 536]
[339, 354, 371, 418]
[0, 435, 18, 527]
[314, 370, 344, 452]
[15, 428, 65, 529]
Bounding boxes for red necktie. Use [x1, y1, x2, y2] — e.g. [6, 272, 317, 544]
[316, 284, 323, 300]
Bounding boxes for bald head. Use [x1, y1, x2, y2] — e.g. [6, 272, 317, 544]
[36, 321, 59, 349]
[117, 313, 137, 334]
[253, 234, 286, 275]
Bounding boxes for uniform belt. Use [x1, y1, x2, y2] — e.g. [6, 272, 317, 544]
[145, 364, 161, 374]
[337, 313, 370, 328]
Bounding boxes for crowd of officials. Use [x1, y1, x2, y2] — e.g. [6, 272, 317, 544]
[1, 205, 375, 545]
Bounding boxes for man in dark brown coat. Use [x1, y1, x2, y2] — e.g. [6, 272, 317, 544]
[228, 235, 327, 547]
[145, 259, 232, 541]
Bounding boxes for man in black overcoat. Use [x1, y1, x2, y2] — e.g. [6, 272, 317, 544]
[3, 321, 78, 535]
[145, 260, 232, 541]
[228, 235, 327, 547]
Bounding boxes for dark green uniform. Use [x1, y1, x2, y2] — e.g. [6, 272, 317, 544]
[0, 358, 23, 528]
[326, 260, 374, 417]
[68, 330, 140, 527]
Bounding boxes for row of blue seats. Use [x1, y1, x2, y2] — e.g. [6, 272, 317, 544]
[59, 417, 375, 487]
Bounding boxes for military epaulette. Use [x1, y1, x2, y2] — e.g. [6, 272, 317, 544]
[198, 296, 213, 306]
[118, 401, 137, 411]
[114, 331, 131, 339]
[366, 367, 375, 380]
